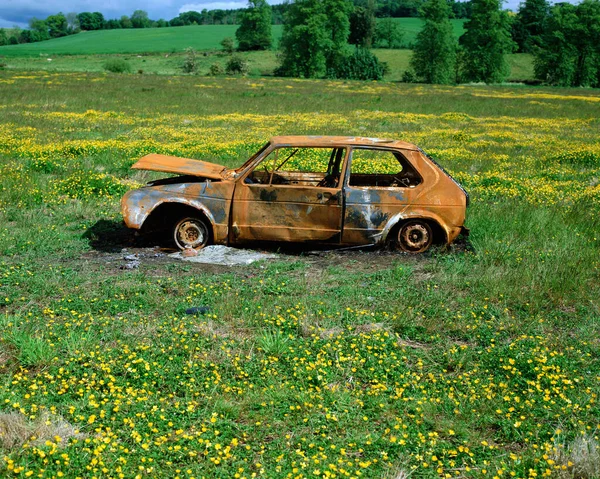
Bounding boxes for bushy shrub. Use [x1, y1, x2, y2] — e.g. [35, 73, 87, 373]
[402, 69, 417, 83]
[103, 58, 132, 74]
[181, 47, 197, 74]
[209, 62, 225, 76]
[226, 55, 249, 75]
[330, 48, 386, 81]
[220, 37, 235, 54]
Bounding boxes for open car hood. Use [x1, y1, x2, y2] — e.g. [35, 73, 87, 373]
[131, 154, 230, 180]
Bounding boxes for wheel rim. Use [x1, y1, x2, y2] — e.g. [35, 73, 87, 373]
[399, 222, 432, 253]
[174, 218, 208, 250]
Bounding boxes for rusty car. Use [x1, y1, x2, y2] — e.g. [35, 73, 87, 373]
[121, 136, 469, 253]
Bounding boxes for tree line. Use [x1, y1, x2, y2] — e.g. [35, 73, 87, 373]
[1, 0, 599, 88]
[235, 0, 600, 87]
[407, 0, 600, 87]
[0, 0, 469, 47]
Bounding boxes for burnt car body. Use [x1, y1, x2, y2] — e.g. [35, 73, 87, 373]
[121, 136, 469, 253]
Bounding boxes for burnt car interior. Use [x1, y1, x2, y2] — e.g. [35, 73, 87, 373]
[348, 148, 422, 188]
[245, 147, 346, 188]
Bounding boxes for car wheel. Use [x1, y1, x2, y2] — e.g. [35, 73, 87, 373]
[397, 220, 433, 253]
[173, 217, 210, 250]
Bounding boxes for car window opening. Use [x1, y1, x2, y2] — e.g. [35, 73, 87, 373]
[349, 148, 422, 188]
[246, 147, 346, 188]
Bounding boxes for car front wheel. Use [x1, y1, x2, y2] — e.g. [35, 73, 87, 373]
[173, 217, 210, 250]
[397, 220, 433, 253]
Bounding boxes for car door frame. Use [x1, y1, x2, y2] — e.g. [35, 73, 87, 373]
[229, 144, 351, 245]
[341, 146, 427, 245]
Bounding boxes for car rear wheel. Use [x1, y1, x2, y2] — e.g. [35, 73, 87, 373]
[397, 220, 433, 253]
[173, 217, 210, 250]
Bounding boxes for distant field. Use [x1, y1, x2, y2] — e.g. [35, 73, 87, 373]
[0, 19, 465, 57]
[1, 50, 534, 82]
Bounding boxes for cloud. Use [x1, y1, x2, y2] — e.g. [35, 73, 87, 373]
[0, 0, 179, 28]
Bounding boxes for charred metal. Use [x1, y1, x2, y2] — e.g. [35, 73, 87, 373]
[121, 136, 469, 253]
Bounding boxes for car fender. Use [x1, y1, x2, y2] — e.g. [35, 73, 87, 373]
[121, 188, 217, 231]
[380, 210, 451, 244]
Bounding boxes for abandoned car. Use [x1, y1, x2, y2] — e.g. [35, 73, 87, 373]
[121, 136, 469, 253]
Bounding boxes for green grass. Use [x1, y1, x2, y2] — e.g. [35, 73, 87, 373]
[0, 25, 247, 56]
[0, 19, 465, 57]
[0, 71, 598, 478]
[0, 50, 534, 82]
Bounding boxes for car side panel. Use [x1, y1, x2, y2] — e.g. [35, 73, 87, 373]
[121, 181, 235, 244]
[230, 183, 343, 243]
[341, 149, 466, 245]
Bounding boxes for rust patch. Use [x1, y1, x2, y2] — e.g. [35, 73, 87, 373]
[121, 136, 468, 253]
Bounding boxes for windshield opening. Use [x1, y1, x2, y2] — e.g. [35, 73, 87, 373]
[235, 142, 270, 174]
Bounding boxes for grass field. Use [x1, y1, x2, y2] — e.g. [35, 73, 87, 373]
[0, 50, 535, 82]
[0, 71, 599, 478]
[0, 19, 465, 57]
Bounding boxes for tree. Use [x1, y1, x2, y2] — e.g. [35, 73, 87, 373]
[28, 18, 50, 42]
[574, 0, 600, 87]
[46, 13, 69, 38]
[512, 0, 549, 53]
[534, 0, 600, 87]
[77, 12, 104, 30]
[374, 17, 403, 48]
[410, 0, 456, 83]
[459, 0, 515, 83]
[178, 11, 204, 25]
[278, 0, 352, 78]
[349, 0, 376, 47]
[450, 0, 472, 18]
[131, 10, 150, 28]
[236, 0, 272, 51]
[65, 13, 80, 34]
[0, 29, 7, 46]
[19, 30, 33, 43]
[120, 16, 133, 29]
[105, 19, 122, 29]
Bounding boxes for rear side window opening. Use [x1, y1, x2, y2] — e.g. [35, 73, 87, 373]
[348, 148, 422, 188]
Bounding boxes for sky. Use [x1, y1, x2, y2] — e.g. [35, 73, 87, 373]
[0, 0, 577, 29]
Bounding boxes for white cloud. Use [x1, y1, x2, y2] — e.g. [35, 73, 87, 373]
[0, 0, 179, 27]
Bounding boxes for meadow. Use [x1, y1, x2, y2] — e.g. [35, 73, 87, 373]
[0, 70, 599, 478]
[0, 50, 535, 83]
[0, 19, 465, 57]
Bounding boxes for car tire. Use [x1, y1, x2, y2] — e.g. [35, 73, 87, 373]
[173, 216, 210, 250]
[397, 220, 433, 253]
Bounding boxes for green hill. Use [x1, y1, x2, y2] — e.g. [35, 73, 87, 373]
[0, 19, 465, 57]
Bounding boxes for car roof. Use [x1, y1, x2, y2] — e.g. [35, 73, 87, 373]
[269, 135, 419, 151]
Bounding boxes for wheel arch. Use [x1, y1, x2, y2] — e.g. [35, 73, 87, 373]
[381, 213, 449, 246]
[141, 200, 216, 242]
